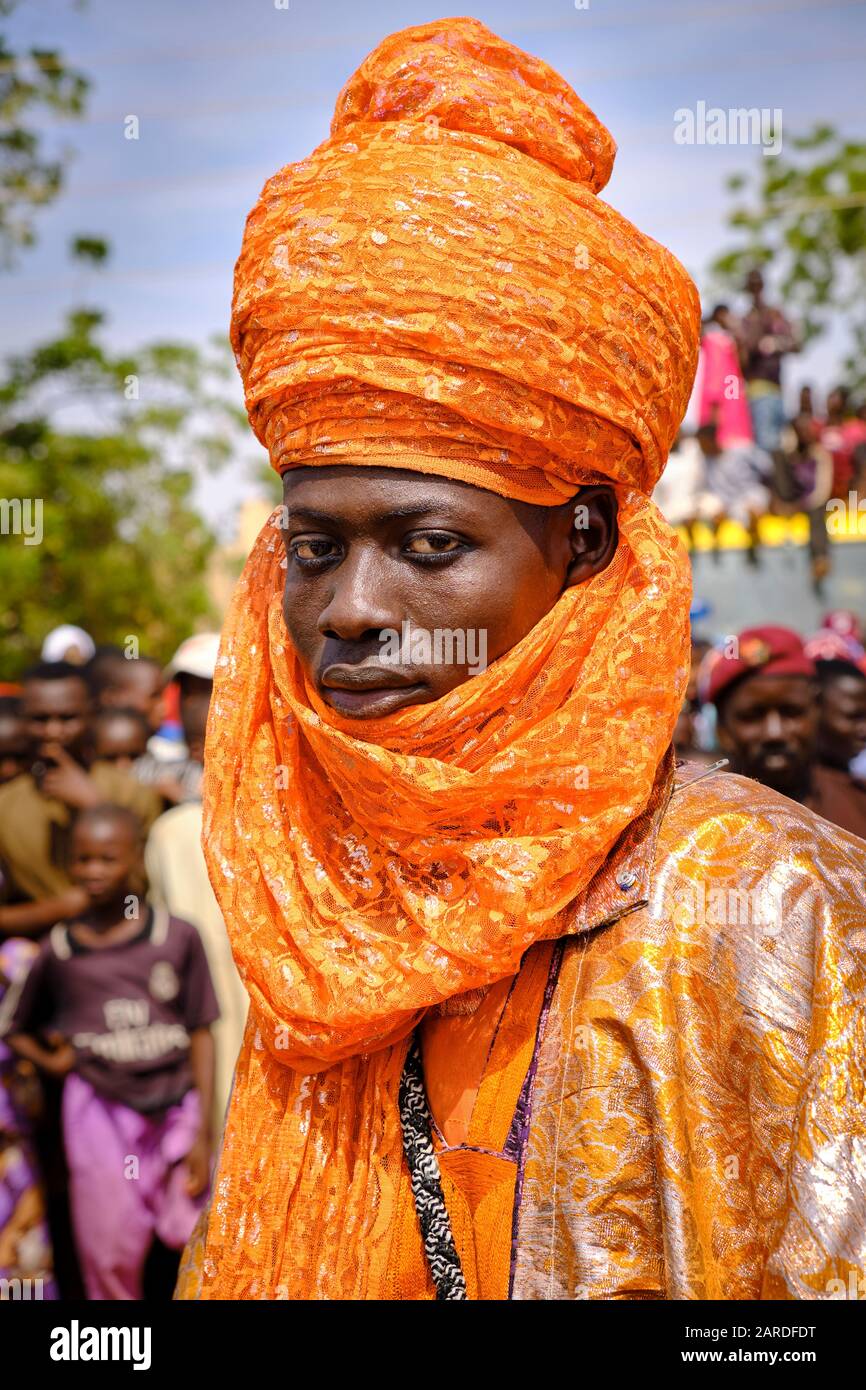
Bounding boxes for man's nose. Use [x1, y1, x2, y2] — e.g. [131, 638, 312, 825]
[317, 546, 398, 641]
[762, 710, 785, 740]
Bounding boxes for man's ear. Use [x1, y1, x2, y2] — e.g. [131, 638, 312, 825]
[564, 486, 619, 587]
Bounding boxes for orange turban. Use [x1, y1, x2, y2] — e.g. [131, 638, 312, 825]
[188, 18, 700, 1299]
[231, 17, 699, 503]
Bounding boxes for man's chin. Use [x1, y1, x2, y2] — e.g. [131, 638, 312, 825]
[751, 759, 806, 796]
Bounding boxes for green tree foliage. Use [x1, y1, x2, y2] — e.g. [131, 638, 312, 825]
[70, 234, 109, 266]
[0, 12, 267, 680]
[711, 125, 866, 391]
[0, 0, 88, 265]
[0, 309, 249, 676]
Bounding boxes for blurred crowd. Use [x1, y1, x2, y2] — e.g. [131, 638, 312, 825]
[654, 269, 866, 586]
[0, 626, 247, 1300]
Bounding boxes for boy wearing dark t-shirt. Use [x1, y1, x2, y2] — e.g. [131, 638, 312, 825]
[3, 804, 219, 1300]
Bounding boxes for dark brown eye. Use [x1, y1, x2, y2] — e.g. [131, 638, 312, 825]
[291, 538, 337, 562]
[404, 532, 461, 555]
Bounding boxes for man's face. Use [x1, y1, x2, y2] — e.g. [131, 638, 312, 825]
[746, 270, 764, 299]
[696, 427, 719, 459]
[717, 673, 818, 795]
[818, 674, 866, 769]
[22, 677, 90, 761]
[0, 712, 29, 784]
[793, 412, 819, 449]
[280, 466, 609, 719]
[100, 662, 165, 733]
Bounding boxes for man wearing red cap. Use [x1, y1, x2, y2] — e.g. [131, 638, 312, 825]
[702, 625, 866, 837]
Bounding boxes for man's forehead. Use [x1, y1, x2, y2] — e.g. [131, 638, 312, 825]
[733, 673, 814, 708]
[110, 662, 162, 691]
[73, 819, 136, 848]
[825, 675, 866, 704]
[283, 465, 491, 513]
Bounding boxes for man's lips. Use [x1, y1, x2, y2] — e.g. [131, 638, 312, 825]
[757, 747, 797, 768]
[320, 664, 419, 692]
[319, 665, 426, 717]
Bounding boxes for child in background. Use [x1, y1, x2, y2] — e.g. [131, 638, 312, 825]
[85, 649, 166, 737]
[2, 804, 218, 1300]
[90, 708, 150, 773]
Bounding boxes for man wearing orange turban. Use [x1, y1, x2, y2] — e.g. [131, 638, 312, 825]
[177, 19, 865, 1300]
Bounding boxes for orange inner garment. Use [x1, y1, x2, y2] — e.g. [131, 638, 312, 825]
[386, 943, 553, 1299]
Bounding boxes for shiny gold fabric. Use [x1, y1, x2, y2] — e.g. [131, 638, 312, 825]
[512, 764, 866, 1300]
[177, 762, 866, 1298]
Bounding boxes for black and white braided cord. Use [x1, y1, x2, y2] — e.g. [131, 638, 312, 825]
[398, 1037, 468, 1301]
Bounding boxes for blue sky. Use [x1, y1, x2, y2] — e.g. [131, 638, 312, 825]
[5, 0, 865, 528]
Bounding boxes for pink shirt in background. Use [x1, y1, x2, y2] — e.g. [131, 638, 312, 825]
[697, 325, 754, 448]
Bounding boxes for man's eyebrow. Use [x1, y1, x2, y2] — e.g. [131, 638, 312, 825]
[284, 501, 464, 526]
